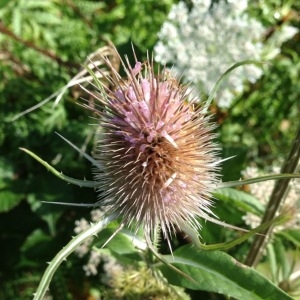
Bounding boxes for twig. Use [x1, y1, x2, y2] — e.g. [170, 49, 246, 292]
[0, 21, 79, 69]
[245, 123, 300, 267]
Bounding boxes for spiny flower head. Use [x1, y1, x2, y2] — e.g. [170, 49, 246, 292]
[90, 49, 219, 242]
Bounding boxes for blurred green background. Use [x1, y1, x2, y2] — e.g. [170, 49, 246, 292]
[0, 0, 299, 299]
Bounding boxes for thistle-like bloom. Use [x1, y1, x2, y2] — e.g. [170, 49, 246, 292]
[90, 49, 219, 243]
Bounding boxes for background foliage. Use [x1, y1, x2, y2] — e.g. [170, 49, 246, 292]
[0, 0, 299, 299]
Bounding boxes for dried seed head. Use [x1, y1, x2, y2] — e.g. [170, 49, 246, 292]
[90, 49, 220, 242]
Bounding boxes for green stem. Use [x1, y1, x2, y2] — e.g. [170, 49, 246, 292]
[33, 212, 118, 300]
[179, 214, 287, 251]
[0, 21, 78, 69]
[203, 60, 266, 112]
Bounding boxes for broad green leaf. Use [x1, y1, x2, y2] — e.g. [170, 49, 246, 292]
[0, 190, 23, 212]
[159, 245, 292, 300]
[20, 229, 54, 265]
[94, 226, 145, 255]
[93, 226, 145, 266]
[214, 187, 265, 215]
[21, 229, 52, 253]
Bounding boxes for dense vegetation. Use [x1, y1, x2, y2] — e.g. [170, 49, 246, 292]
[0, 0, 299, 299]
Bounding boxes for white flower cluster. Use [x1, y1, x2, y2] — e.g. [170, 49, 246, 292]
[154, 0, 297, 107]
[83, 248, 123, 280]
[83, 249, 102, 276]
[74, 217, 93, 257]
[242, 165, 300, 230]
[74, 209, 105, 257]
[73, 209, 124, 279]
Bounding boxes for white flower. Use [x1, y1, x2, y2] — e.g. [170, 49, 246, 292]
[83, 249, 101, 276]
[74, 218, 90, 234]
[90, 209, 105, 222]
[155, 0, 297, 108]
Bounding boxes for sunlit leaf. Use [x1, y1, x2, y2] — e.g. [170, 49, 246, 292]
[159, 245, 292, 300]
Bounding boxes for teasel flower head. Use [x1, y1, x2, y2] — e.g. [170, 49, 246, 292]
[88, 48, 220, 244]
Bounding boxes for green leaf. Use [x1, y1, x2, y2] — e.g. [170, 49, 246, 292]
[266, 243, 277, 283]
[20, 229, 54, 265]
[12, 6, 22, 35]
[274, 239, 291, 281]
[159, 245, 293, 300]
[277, 229, 300, 247]
[0, 157, 14, 187]
[214, 187, 265, 215]
[27, 184, 65, 236]
[95, 226, 145, 255]
[0, 157, 24, 212]
[25, 0, 53, 9]
[0, 190, 23, 212]
[21, 229, 52, 253]
[0, 0, 10, 9]
[93, 225, 145, 265]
